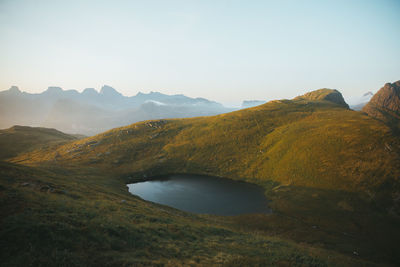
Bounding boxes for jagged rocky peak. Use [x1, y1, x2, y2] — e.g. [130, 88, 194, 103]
[362, 81, 400, 129]
[363, 81, 400, 115]
[295, 88, 349, 108]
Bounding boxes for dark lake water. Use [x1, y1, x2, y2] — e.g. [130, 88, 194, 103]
[127, 174, 270, 216]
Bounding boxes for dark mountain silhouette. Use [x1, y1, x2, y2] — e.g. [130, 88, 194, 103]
[0, 85, 234, 135]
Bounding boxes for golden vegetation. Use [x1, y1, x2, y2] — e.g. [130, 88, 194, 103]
[3, 89, 400, 265]
[0, 162, 376, 266]
[15, 93, 399, 193]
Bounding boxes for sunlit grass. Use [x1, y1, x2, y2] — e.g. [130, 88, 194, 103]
[2, 91, 400, 265]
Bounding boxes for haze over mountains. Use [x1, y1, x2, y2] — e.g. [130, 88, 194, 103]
[347, 91, 374, 110]
[241, 100, 267, 109]
[0, 85, 234, 135]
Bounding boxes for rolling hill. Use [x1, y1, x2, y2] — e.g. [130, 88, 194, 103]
[16, 88, 399, 194]
[2, 83, 400, 266]
[0, 125, 78, 160]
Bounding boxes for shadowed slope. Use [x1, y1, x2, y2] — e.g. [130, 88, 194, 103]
[0, 125, 77, 160]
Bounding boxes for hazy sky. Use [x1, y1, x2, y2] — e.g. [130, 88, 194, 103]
[0, 0, 399, 105]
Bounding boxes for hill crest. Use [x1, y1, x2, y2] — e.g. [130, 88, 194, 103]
[294, 89, 349, 108]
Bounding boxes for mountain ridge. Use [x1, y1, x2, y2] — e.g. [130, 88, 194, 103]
[0, 85, 234, 135]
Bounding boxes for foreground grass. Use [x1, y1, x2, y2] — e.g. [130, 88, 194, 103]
[0, 162, 376, 266]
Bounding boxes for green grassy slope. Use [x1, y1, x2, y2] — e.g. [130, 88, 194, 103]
[3, 88, 400, 265]
[16, 91, 400, 193]
[0, 125, 78, 160]
[0, 162, 371, 266]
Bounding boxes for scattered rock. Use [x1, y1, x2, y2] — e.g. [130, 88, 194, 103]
[385, 143, 392, 152]
[145, 120, 167, 129]
[149, 132, 160, 139]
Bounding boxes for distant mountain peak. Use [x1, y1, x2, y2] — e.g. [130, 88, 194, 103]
[363, 91, 374, 97]
[100, 85, 122, 97]
[8, 86, 21, 94]
[295, 88, 349, 108]
[45, 86, 63, 94]
[82, 88, 98, 95]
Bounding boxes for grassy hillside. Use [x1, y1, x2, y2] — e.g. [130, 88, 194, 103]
[0, 162, 372, 266]
[15, 92, 400, 193]
[3, 89, 400, 265]
[0, 125, 78, 160]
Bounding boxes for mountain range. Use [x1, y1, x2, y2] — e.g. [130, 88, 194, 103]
[0, 85, 234, 135]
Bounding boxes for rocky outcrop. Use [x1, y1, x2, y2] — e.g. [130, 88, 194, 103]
[362, 81, 400, 132]
[295, 88, 349, 108]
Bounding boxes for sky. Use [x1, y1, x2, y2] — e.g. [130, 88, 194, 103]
[0, 0, 399, 106]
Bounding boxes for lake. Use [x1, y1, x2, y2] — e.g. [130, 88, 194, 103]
[127, 174, 271, 216]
